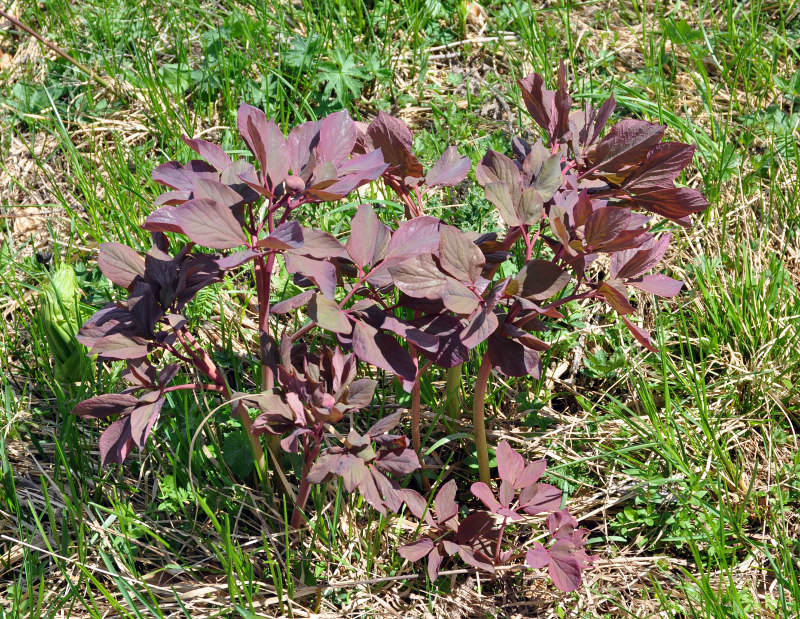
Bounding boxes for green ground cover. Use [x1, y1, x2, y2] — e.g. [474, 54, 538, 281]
[1, 0, 799, 616]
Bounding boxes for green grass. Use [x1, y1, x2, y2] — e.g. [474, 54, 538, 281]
[2, 0, 800, 616]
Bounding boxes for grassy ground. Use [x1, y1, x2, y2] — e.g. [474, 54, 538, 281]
[1, 0, 799, 616]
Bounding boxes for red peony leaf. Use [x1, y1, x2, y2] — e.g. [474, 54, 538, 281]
[627, 274, 683, 297]
[346, 204, 391, 271]
[515, 260, 570, 301]
[308, 294, 352, 334]
[172, 198, 248, 249]
[181, 135, 232, 171]
[98, 243, 146, 289]
[99, 417, 135, 466]
[71, 393, 138, 419]
[425, 145, 471, 187]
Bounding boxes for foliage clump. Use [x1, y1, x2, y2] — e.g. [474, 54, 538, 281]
[69, 63, 706, 592]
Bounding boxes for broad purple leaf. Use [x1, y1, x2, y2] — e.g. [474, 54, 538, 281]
[271, 290, 314, 314]
[586, 119, 665, 172]
[461, 306, 499, 349]
[98, 243, 145, 289]
[627, 274, 683, 297]
[583, 207, 631, 249]
[346, 378, 377, 409]
[181, 135, 232, 171]
[622, 317, 657, 352]
[99, 417, 134, 466]
[291, 228, 347, 259]
[515, 260, 570, 301]
[456, 511, 494, 544]
[441, 279, 480, 315]
[613, 233, 671, 280]
[629, 186, 709, 221]
[439, 225, 484, 283]
[308, 294, 352, 334]
[425, 146, 471, 187]
[367, 411, 401, 438]
[257, 221, 304, 250]
[549, 542, 583, 592]
[399, 538, 434, 562]
[623, 142, 695, 190]
[427, 548, 444, 581]
[173, 198, 248, 249]
[389, 253, 446, 298]
[375, 449, 421, 476]
[237, 103, 289, 189]
[598, 281, 635, 315]
[470, 482, 502, 512]
[90, 332, 149, 360]
[525, 543, 551, 569]
[365, 111, 424, 180]
[484, 182, 519, 227]
[192, 178, 245, 208]
[317, 110, 358, 166]
[368, 216, 441, 285]
[287, 119, 322, 177]
[346, 204, 391, 270]
[215, 249, 261, 270]
[283, 254, 337, 299]
[305, 149, 389, 201]
[352, 321, 417, 386]
[476, 150, 521, 204]
[519, 483, 563, 514]
[143, 206, 184, 235]
[496, 440, 525, 485]
[531, 153, 562, 201]
[152, 160, 216, 191]
[488, 334, 541, 378]
[71, 394, 138, 419]
[129, 393, 165, 448]
[434, 480, 459, 525]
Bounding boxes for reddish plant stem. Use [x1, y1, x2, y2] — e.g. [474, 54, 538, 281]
[472, 352, 494, 485]
[174, 328, 268, 480]
[494, 516, 509, 563]
[290, 432, 322, 529]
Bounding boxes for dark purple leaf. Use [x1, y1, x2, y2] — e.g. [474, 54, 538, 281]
[290, 228, 347, 259]
[181, 135, 232, 171]
[99, 417, 135, 466]
[143, 206, 184, 235]
[172, 198, 247, 249]
[389, 253, 446, 298]
[215, 249, 261, 270]
[129, 392, 165, 448]
[525, 543, 551, 569]
[623, 142, 696, 190]
[271, 291, 314, 314]
[629, 187, 709, 221]
[470, 482, 502, 512]
[346, 204, 391, 270]
[585, 119, 665, 172]
[515, 260, 570, 301]
[90, 332, 149, 360]
[496, 440, 524, 485]
[549, 542, 583, 592]
[439, 225, 484, 283]
[434, 480, 459, 525]
[374, 448, 421, 476]
[317, 110, 357, 166]
[441, 279, 480, 314]
[352, 321, 417, 386]
[456, 511, 494, 544]
[583, 207, 631, 249]
[98, 243, 145, 289]
[192, 178, 244, 208]
[627, 274, 683, 297]
[257, 221, 304, 250]
[425, 146, 471, 187]
[484, 182, 520, 227]
[488, 334, 541, 378]
[283, 254, 337, 299]
[152, 160, 216, 191]
[597, 281, 635, 315]
[237, 103, 289, 189]
[461, 306, 498, 349]
[308, 294, 352, 334]
[71, 394, 138, 419]
[519, 482, 563, 514]
[612, 233, 670, 280]
[399, 538, 434, 562]
[622, 317, 657, 352]
[346, 378, 377, 409]
[287, 119, 322, 177]
[368, 216, 441, 286]
[366, 111, 424, 180]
